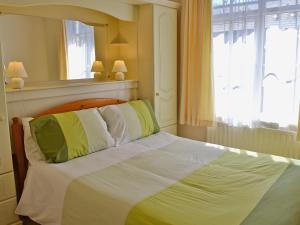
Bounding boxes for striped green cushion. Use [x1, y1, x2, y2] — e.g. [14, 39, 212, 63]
[100, 100, 160, 145]
[30, 108, 114, 163]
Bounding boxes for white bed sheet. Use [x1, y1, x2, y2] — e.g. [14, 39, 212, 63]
[16, 132, 179, 225]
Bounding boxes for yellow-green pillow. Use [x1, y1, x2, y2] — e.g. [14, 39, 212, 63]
[30, 108, 114, 163]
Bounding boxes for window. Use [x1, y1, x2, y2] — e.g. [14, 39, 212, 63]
[64, 20, 95, 79]
[212, 0, 300, 130]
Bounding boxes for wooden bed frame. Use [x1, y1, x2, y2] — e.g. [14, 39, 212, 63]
[11, 98, 126, 200]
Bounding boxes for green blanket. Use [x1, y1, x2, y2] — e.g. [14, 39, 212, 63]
[62, 139, 300, 225]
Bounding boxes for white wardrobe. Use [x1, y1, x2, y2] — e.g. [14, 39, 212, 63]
[0, 49, 20, 225]
[138, 4, 178, 135]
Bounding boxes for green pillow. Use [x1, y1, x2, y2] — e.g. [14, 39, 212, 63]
[30, 108, 114, 163]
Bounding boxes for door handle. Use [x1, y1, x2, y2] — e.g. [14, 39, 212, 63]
[155, 92, 160, 97]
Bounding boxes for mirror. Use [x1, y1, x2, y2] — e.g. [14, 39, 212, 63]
[0, 14, 109, 83]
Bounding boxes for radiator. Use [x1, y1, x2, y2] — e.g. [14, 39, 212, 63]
[207, 126, 300, 159]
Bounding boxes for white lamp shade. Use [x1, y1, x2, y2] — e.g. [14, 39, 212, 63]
[91, 61, 104, 72]
[6, 61, 28, 78]
[112, 60, 127, 73]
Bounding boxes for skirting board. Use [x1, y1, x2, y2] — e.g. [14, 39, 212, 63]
[6, 80, 138, 122]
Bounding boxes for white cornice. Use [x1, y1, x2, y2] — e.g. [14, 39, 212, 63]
[0, 0, 138, 21]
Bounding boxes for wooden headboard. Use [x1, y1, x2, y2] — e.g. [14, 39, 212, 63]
[11, 98, 126, 200]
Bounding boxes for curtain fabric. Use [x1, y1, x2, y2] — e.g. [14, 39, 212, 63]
[213, 0, 300, 131]
[64, 20, 95, 80]
[59, 21, 68, 80]
[179, 0, 215, 127]
[213, 0, 257, 127]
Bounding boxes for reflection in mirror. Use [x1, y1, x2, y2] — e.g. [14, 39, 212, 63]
[0, 14, 107, 83]
[63, 20, 96, 80]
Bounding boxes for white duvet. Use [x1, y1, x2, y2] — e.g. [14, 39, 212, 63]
[16, 132, 224, 225]
[16, 132, 179, 225]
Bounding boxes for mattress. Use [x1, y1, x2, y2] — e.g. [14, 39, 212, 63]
[16, 132, 300, 225]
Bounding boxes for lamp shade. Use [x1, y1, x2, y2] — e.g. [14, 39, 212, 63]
[6, 61, 28, 78]
[91, 61, 104, 72]
[112, 60, 127, 73]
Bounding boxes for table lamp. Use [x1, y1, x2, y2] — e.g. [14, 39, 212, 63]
[91, 61, 105, 80]
[6, 61, 28, 89]
[112, 60, 127, 81]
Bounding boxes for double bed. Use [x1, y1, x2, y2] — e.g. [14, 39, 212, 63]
[12, 99, 300, 225]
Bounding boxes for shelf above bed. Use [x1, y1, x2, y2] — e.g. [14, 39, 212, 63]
[5, 79, 138, 121]
[6, 79, 138, 101]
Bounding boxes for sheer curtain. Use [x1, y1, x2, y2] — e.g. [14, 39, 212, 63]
[64, 20, 95, 79]
[59, 21, 68, 80]
[213, 0, 300, 131]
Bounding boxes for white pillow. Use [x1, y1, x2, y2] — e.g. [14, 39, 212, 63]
[99, 100, 160, 146]
[99, 105, 130, 145]
[22, 117, 46, 165]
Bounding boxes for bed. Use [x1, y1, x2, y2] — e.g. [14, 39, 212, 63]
[12, 98, 300, 225]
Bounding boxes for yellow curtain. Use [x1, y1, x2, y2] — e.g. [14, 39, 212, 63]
[179, 0, 215, 126]
[59, 21, 68, 80]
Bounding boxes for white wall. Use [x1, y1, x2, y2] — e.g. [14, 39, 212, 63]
[94, 21, 120, 79]
[44, 18, 61, 82]
[178, 124, 207, 141]
[119, 20, 138, 80]
[0, 15, 60, 82]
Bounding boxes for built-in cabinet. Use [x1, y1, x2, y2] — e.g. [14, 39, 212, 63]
[0, 47, 20, 225]
[138, 4, 177, 134]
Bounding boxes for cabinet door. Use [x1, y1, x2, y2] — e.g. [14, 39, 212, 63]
[0, 44, 13, 175]
[153, 5, 177, 128]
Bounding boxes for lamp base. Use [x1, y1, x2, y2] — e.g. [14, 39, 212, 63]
[10, 77, 24, 89]
[94, 72, 105, 80]
[114, 72, 125, 81]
